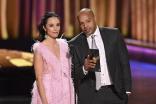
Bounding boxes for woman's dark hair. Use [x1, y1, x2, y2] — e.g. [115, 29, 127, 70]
[37, 12, 60, 41]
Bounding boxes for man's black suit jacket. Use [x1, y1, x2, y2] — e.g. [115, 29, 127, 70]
[68, 27, 132, 104]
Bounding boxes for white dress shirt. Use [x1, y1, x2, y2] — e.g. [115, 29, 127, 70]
[83, 26, 113, 86]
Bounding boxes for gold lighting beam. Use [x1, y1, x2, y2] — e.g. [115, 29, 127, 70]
[142, 0, 147, 42]
[130, 0, 136, 39]
[0, 0, 8, 39]
[148, 0, 154, 42]
[107, 0, 116, 28]
[121, 0, 129, 37]
[6, 0, 19, 38]
[136, 0, 142, 40]
[64, 0, 74, 38]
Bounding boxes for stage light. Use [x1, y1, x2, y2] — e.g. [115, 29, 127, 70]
[22, 53, 33, 62]
[6, 52, 33, 67]
[6, 56, 11, 59]
[9, 58, 33, 67]
[2, 50, 34, 68]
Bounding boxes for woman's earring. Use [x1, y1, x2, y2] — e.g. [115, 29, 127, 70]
[45, 32, 47, 38]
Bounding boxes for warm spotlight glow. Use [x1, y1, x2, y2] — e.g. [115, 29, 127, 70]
[1, 0, 9, 39]
[22, 53, 33, 62]
[1, 50, 34, 68]
[6, 56, 11, 59]
[9, 58, 33, 67]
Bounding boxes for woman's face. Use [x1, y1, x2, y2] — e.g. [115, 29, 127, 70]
[43, 17, 60, 38]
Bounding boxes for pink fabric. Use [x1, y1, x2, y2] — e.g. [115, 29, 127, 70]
[31, 39, 74, 104]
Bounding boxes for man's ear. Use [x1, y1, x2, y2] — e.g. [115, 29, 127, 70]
[43, 26, 46, 31]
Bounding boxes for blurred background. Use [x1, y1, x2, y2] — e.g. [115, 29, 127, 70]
[0, 0, 156, 104]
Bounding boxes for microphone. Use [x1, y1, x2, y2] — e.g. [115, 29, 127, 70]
[69, 44, 75, 57]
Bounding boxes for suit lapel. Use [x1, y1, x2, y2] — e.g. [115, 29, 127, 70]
[99, 27, 116, 80]
[80, 32, 89, 58]
[99, 27, 110, 62]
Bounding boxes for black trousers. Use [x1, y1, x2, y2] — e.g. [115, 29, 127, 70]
[92, 86, 128, 104]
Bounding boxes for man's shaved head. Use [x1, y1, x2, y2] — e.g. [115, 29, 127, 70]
[77, 8, 95, 18]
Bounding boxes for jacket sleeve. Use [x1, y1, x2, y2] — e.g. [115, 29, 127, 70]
[68, 42, 86, 80]
[117, 29, 132, 92]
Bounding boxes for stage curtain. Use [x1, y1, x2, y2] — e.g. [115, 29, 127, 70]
[121, 0, 130, 36]
[130, 0, 156, 43]
[0, 0, 156, 44]
[0, 0, 8, 39]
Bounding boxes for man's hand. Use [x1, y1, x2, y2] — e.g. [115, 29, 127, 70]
[84, 55, 96, 71]
[127, 93, 130, 97]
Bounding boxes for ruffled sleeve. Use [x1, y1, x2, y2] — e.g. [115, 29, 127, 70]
[31, 41, 40, 53]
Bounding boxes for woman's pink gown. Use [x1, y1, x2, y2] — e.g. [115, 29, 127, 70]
[31, 39, 74, 104]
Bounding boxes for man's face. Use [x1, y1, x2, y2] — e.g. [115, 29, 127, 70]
[78, 12, 97, 35]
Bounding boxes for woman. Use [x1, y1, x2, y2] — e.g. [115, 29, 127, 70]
[31, 12, 74, 104]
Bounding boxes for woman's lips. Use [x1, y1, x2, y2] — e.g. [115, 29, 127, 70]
[53, 32, 58, 34]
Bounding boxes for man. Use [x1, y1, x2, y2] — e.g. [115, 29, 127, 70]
[69, 8, 132, 104]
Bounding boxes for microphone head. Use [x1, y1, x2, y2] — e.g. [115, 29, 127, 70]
[69, 44, 75, 50]
[69, 44, 75, 55]
[69, 44, 74, 47]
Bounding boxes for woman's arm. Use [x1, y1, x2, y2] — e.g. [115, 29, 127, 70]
[34, 50, 48, 104]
